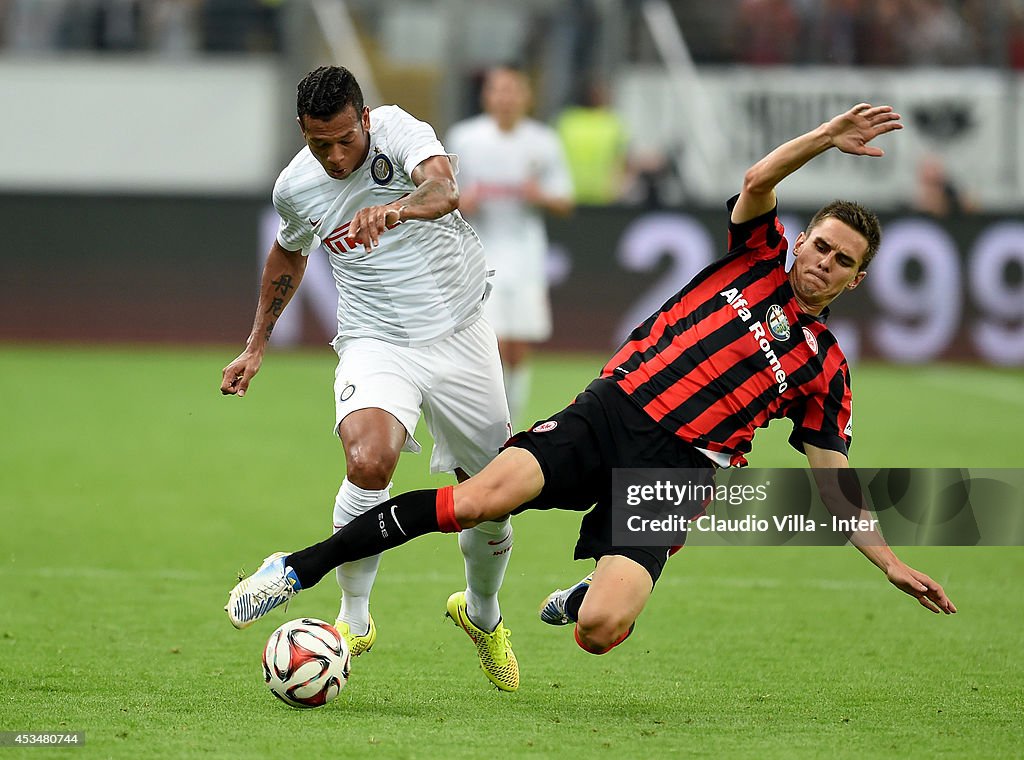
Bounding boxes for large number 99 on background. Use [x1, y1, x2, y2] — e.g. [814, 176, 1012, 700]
[869, 218, 1024, 364]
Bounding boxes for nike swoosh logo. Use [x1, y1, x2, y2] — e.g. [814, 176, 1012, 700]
[391, 504, 406, 536]
[487, 536, 511, 546]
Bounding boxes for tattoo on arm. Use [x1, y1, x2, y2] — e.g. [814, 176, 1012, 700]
[271, 274, 295, 296]
[414, 179, 447, 203]
[266, 297, 285, 317]
[259, 269, 297, 342]
[403, 176, 458, 219]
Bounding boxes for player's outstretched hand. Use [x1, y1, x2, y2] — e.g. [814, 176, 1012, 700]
[886, 561, 957, 615]
[827, 103, 902, 158]
[349, 204, 402, 252]
[221, 351, 262, 397]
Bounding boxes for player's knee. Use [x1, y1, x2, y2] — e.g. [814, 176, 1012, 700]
[453, 493, 489, 529]
[345, 447, 398, 489]
[453, 484, 504, 529]
[574, 623, 620, 655]
[575, 609, 634, 654]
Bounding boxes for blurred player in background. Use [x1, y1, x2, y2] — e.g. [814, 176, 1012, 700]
[447, 65, 574, 426]
[227, 103, 955, 660]
[220, 65, 519, 691]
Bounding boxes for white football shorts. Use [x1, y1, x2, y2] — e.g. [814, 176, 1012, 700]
[331, 317, 512, 476]
[483, 275, 552, 342]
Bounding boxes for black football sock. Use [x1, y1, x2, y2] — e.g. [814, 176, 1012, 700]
[287, 489, 441, 589]
[564, 583, 589, 622]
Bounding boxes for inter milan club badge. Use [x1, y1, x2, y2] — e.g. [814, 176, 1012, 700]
[370, 149, 394, 185]
[766, 304, 791, 341]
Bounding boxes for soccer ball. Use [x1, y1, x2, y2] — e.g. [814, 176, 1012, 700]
[262, 618, 351, 708]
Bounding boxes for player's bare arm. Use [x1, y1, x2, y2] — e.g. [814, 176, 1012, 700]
[348, 155, 459, 251]
[804, 443, 957, 615]
[457, 183, 481, 216]
[521, 179, 574, 217]
[732, 103, 903, 225]
[220, 241, 308, 397]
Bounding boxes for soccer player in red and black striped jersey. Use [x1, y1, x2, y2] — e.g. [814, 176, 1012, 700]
[227, 103, 957, 662]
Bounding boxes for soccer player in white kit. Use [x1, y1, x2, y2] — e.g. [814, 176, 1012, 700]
[220, 66, 519, 691]
[447, 66, 574, 426]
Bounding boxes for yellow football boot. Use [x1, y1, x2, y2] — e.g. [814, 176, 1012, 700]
[445, 592, 519, 692]
[334, 615, 377, 657]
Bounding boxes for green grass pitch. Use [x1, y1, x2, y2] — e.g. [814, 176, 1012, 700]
[0, 344, 1021, 758]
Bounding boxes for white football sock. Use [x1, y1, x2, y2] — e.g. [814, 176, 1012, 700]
[503, 364, 531, 428]
[333, 478, 391, 635]
[459, 517, 513, 632]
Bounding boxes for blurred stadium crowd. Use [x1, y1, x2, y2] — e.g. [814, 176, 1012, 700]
[724, 0, 1024, 68]
[2, 0, 1023, 67]
[0, 0, 282, 53]
[2, 0, 1016, 213]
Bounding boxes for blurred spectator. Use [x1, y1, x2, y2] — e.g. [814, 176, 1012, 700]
[58, 0, 143, 51]
[858, 0, 914, 66]
[960, 0, 996, 65]
[905, 0, 977, 65]
[732, 0, 802, 65]
[555, 79, 629, 205]
[912, 154, 977, 217]
[805, 0, 859, 65]
[526, 0, 602, 120]
[1008, 1, 1024, 69]
[2, 0, 71, 50]
[144, 0, 199, 56]
[199, 0, 280, 53]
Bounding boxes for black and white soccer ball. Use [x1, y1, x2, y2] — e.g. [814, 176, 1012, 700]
[262, 618, 351, 708]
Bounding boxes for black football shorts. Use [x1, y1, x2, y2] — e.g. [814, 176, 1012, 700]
[506, 377, 714, 583]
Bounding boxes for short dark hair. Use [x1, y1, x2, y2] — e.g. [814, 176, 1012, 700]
[807, 200, 881, 270]
[296, 66, 364, 121]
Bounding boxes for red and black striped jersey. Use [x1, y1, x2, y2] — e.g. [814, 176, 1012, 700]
[602, 195, 853, 467]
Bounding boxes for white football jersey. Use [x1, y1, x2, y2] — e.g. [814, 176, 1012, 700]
[446, 115, 572, 284]
[273, 105, 488, 347]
